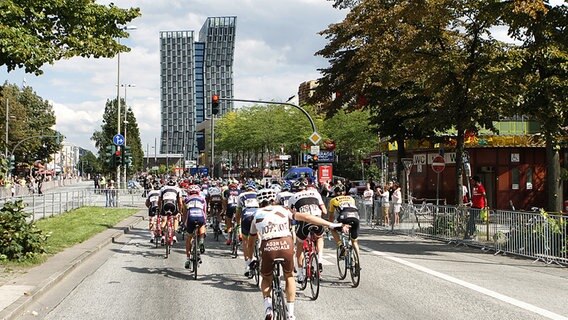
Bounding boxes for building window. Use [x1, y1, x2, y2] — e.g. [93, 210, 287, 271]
[526, 167, 533, 190]
[511, 167, 520, 190]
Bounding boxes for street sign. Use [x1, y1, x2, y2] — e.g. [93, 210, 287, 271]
[310, 145, 320, 155]
[402, 158, 413, 171]
[113, 134, 125, 146]
[308, 132, 321, 145]
[432, 155, 445, 173]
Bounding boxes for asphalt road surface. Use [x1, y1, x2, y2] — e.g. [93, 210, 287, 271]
[16, 222, 568, 320]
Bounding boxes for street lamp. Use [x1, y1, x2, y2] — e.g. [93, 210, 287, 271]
[116, 25, 137, 189]
[121, 83, 135, 186]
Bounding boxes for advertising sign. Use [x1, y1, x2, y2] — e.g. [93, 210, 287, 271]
[318, 164, 333, 184]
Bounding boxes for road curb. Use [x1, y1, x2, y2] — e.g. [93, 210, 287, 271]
[0, 212, 145, 320]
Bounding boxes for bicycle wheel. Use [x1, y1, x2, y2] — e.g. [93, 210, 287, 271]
[231, 230, 238, 258]
[272, 279, 287, 320]
[336, 245, 347, 280]
[349, 248, 361, 288]
[165, 221, 171, 258]
[193, 232, 198, 280]
[309, 253, 320, 300]
[298, 251, 308, 291]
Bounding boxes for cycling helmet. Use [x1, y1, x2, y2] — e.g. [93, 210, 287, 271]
[188, 184, 201, 195]
[245, 181, 257, 191]
[282, 182, 291, 191]
[167, 177, 177, 186]
[293, 180, 307, 191]
[153, 182, 161, 190]
[257, 188, 277, 204]
[229, 183, 238, 190]
[334, 185, 345, 194]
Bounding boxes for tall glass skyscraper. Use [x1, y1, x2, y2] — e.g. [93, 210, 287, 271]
[159, 16, 237, 162]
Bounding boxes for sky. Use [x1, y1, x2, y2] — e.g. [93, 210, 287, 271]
[1, 0, 348, 154]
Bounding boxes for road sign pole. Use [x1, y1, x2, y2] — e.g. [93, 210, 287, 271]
[436, 172, 440, 206]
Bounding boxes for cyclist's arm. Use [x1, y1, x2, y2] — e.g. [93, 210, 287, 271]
[294, 211, 337, 229]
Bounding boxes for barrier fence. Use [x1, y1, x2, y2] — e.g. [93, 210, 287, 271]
[354, 198, 568, 266]
[0, 188, 146, 222]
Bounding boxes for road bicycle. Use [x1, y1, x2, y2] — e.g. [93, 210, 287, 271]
[271, 258, 288, 320]
[188, 221, 202, 280]
[248, 238, 261, 287]
[210, 205, 223, 241]
[163, 211, 175, 258]
[336, 228, 361, 288]
[297, 226, 320, 300]
[230, 217, 241, 258]
[152, 210, 162, 249]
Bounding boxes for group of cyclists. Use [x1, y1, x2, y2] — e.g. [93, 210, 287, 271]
[144, 175, 360, 320]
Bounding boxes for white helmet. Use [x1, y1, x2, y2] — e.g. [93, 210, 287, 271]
[257, 188, 277, 204]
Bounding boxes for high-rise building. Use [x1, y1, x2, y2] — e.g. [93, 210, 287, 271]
[159, 16, 236, 162]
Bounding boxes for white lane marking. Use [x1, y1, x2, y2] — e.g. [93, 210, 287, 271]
[360, 245, 568, 320]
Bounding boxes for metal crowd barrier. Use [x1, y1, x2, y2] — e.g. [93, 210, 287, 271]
[355, 198, 568, 266]
[0, 188, 146, 222]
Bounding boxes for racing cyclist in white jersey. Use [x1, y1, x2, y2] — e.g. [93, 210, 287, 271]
[145, 183, 161, 242]
[158, 177, 183, 243]
[237, 181, 260, 276]
[288, 179, 327, 282]
[248, 188, 344, 320]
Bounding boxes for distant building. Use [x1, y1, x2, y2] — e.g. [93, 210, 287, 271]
[298, 80, 318, 106]
[159, 16, 237, 162]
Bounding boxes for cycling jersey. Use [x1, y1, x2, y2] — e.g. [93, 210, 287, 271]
[238, 191, 259, 236]
[185, 194, 207, 233]
[288, 189, 324, 217]
[224, 189, 241, 208]
[146, 190, 160, 216]
[328, 195, 359, 220]
[208, 186, 223, 205]
[276, 191, 294, 208]
[160, 185, 182, 214]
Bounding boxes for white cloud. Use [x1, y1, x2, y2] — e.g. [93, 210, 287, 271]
[1, 0, 347, 153]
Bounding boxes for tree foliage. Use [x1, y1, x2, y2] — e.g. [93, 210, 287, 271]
[0, 83, 61, 169]
[0, 1, 140, 75]
[0, 200, 47, 261]
[314, 0, 541, 201]
[215, 104, 377, 179]
[91, 98, 144, 174]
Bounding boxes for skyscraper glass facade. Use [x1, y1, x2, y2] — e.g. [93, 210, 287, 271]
[160, 16, 236, 162]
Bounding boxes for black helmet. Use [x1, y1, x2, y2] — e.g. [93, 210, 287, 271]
[153, 182, 161, 190]
[293, 180, 307, 191]
[167, 177, 177, 186]
[334, 185, 345, 194]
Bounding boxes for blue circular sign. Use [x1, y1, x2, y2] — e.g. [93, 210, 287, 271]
[113, 134, 125, 146]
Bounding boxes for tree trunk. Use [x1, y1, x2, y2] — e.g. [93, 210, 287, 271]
[546, 135, 562, 212]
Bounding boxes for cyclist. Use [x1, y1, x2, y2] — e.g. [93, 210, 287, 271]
[158, 177, 184, 243]
[223, 182, 241, 245]
[276, 182, 294, 208]
[248, 188, 344, 320]
[183, 184, 207, 269]
[288, 179, 327, 282]
[237, 180, 260, 277]
[208, 183, 224, 230]
[328, 185, 361, 258]
[145, 182, 161, 243]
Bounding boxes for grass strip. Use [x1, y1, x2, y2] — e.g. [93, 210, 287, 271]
[1, 207, 137, 268]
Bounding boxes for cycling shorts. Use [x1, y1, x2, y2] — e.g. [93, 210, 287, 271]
[186, 215, 206, 234]
[162, 200, 177, 215]
[226, 206, 237, 219]
[240, 209, 257, 236]
[337, 216, 360, 240]
[260, 237, 294, 277]
[295, 221, 324, 241]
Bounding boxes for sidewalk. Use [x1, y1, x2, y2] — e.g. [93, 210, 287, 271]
[0, 211, 145, 320]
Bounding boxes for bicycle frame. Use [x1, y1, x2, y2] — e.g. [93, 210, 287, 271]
[300, 231, 320, 300]
[271, 259, 288, 320]
[164, 214, 174, 258]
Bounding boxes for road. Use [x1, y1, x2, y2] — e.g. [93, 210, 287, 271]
[16, 223, 568, 320]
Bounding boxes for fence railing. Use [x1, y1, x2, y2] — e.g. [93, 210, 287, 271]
[0, 188, 146, 222]
[355, 198, 568, 266]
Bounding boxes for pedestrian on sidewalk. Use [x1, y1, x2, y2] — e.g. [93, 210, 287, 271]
[466, 176, 487, 239]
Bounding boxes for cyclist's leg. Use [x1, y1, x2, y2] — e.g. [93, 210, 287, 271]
[259, 240, 274, 316]
[346, 217, 361, 258]
[198, 219, 206, 253]
[295, 221, 308, 269]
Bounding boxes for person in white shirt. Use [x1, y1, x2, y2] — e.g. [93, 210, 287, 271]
[362, 184, 374, 225]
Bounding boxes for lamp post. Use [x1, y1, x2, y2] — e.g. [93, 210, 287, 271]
[116, 25, 137, 189]
[121, 83, 135, 187]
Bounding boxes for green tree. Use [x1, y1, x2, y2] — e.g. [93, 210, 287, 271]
[0, 1, 140, 75]
[91, 98, 143, 174]
[78, 150, 101, 177]
[503, 2, 568, 211]
[315, 0, 512, 202]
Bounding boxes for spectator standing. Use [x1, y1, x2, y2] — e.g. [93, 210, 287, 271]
[362, 184, 374, 224]
[106, 180, 116, 207]
[379, 185, 390, 226]
[348, 182, 358, 197]
[391, 182, 402, 225]
[466, 176, 487, 239]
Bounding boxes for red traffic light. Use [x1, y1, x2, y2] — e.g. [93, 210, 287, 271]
[115, 150, 121, 156]
[212, 94, 219, 103]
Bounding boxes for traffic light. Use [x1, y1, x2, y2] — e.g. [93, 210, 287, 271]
[212, 94, 220, 115]
[312, 155, 319, 162]
[122, 146, 132, 167]
[8, 155, 15, 171]
[114, 146, 122, 166]
[105, 145, 116, 167]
